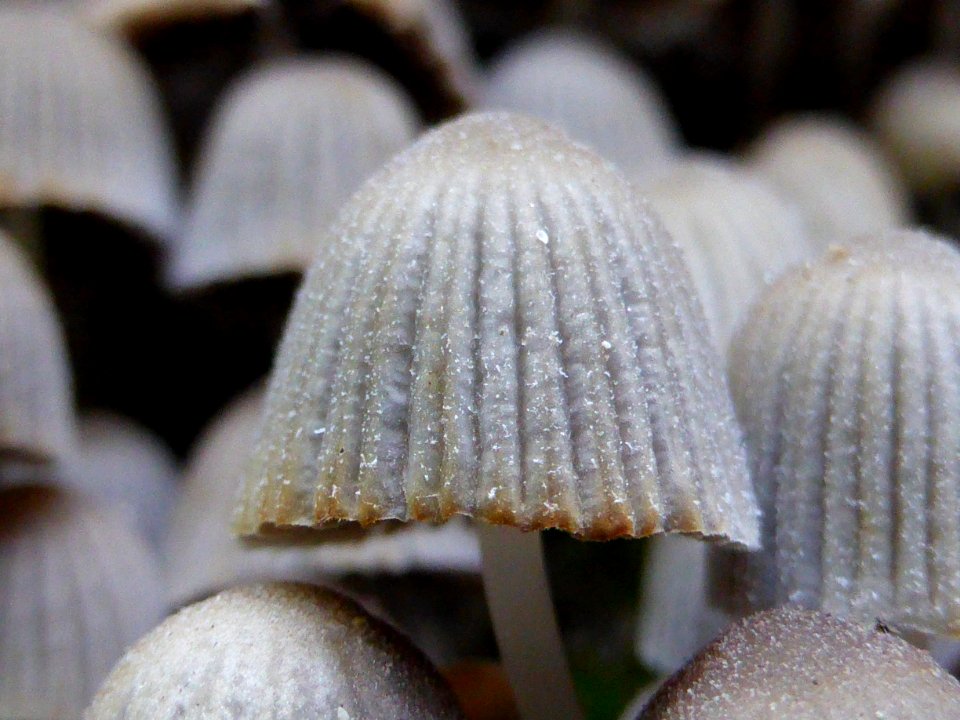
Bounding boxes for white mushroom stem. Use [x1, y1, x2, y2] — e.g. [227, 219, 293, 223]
[478, 524, 585, 720]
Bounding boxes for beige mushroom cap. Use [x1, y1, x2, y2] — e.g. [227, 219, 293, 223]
[637, 606, 960, 719]
[85, 582, 464, 720]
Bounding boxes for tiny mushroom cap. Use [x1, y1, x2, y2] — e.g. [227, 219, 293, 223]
[85, 582, 465, 720]
[235, 111, 759, 548]
[0, 6, 177, 242]
[870, 60, 960, 195]
[0, 230, 75, 483]
[746, 114, 910, 248]
[169, 57, 421, 291]
[636, 606, 960, 720]
[482, 30, 679, 178]
[711, 229, 960, 636]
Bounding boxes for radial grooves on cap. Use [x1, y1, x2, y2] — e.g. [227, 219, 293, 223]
[238, 113, 758, 545]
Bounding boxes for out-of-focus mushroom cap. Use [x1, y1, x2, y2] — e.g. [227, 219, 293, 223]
[85, 582, 465, 719]
[641, 156, 812, 349]
[85, 0, 266, 36]
[482, 31, 679, 178]
[637, 607, 960, 719]
[871, 60, 960, 194]
[169, 57, 421, 291]
[166, 390, 480, 609]
[0, 232, 75, 482]
[0, 486, 165, 718]
[713, 230, 960, 636]
[236, 112, 759, 547]
[0, 7, 177, 242]
[746, 114, 909, 248]
[67, 412, 178, 549]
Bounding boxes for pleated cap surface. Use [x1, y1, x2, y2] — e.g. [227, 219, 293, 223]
[747, 115, 909, 248]
[236, 111, 759, 547]
[637, 607, 960, 720]
[482, 31, 679, 178]
[0, 7, 177, 241]
[85, 582, 465, 719]
[167, 390, 480, 609]
[0, 232, 75, 480]
[641, 156, 813, 349]
[0, 486, 164, 719]
[715, 230, 960, 636]
[169, 58, 421, 290]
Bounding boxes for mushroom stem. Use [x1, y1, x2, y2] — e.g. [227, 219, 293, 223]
[478, 524, 585, 720]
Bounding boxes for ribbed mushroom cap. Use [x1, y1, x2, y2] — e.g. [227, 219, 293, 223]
[641, 156, 812, 350]
[236, 111, 759, 547]
[85, 582, 465, 719]
[0, 231, 74, 482]
[86, 0, 265, 35]
[167, 390, 480, 609]
[712, 229, 960, 636]
[169, 58, 421, 290]
[636, 606, 960, 720]
[67, 412, 178, 549]
[0, 7, 177, 241]
[0, 486, 164, 719]
[747, 115, 909, 248]
[482, 31, 679, 178]
[870, 60, 960, 195]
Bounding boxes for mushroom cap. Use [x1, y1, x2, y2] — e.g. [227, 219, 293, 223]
[85, 0, 266, 36]
[640, 156, 813, 350]
[636, 606, 960, 719]
[235, 111, 759, 547]
[482, 30, 679, 178]
[169, 57, 421, 291]
[0, 7, 177, 241]
[0, 231, 75, 482]
[712, 229, 960, 636]
[870, 60, 960, 194]
[746, 114, 909, 248]
[85, 582, 465, 719]
[0, 486, 165, 718]
[166, 390, 480, 609]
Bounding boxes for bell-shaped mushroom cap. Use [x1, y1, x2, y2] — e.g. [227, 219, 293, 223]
[636, 606, 960, 720]
[85, 582, 465, 719]
[746, 115, 909, 248]
[641, 156, 813, 350]
[166, 390, 480, 609]
[169, 58, 421, 291]
[0, 231, 74, 483]
[636, 535, 730, 674]
[713, 230, 960, 636]
[236, 112, 759, 547]
[0, 7, 177, 241]
[870, 60, 960, 195]
[67, 412, 178, 549]
[481, 31, 679, 178]
[85, 0, 266, 35]
[0, 486, 165, 718]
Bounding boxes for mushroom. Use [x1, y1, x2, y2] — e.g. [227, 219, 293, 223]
[234, 112, 759, 719]
[635, 606, 960, 719]
[84, 582, 465, 719]
[711, 229, 960, 637]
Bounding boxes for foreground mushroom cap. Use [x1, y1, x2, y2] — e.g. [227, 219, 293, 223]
[167, 390, 480, 609]
[236, 111, 758, 547]
[0, 486, 164, 718]
[747, 115, 909, 248]
[713, 230, 960, 636]
[85, 582, 465, 719]
[170, 58, 421, 290]
[482, 31, 679, 178]
[0, 7, 177, 241]
[0, 232, 74, 482]
[636, 607, 960, 719]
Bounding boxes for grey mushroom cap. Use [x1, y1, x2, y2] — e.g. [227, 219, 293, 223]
[84, 582, 465, 720]
[636, 606, 960, 720]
